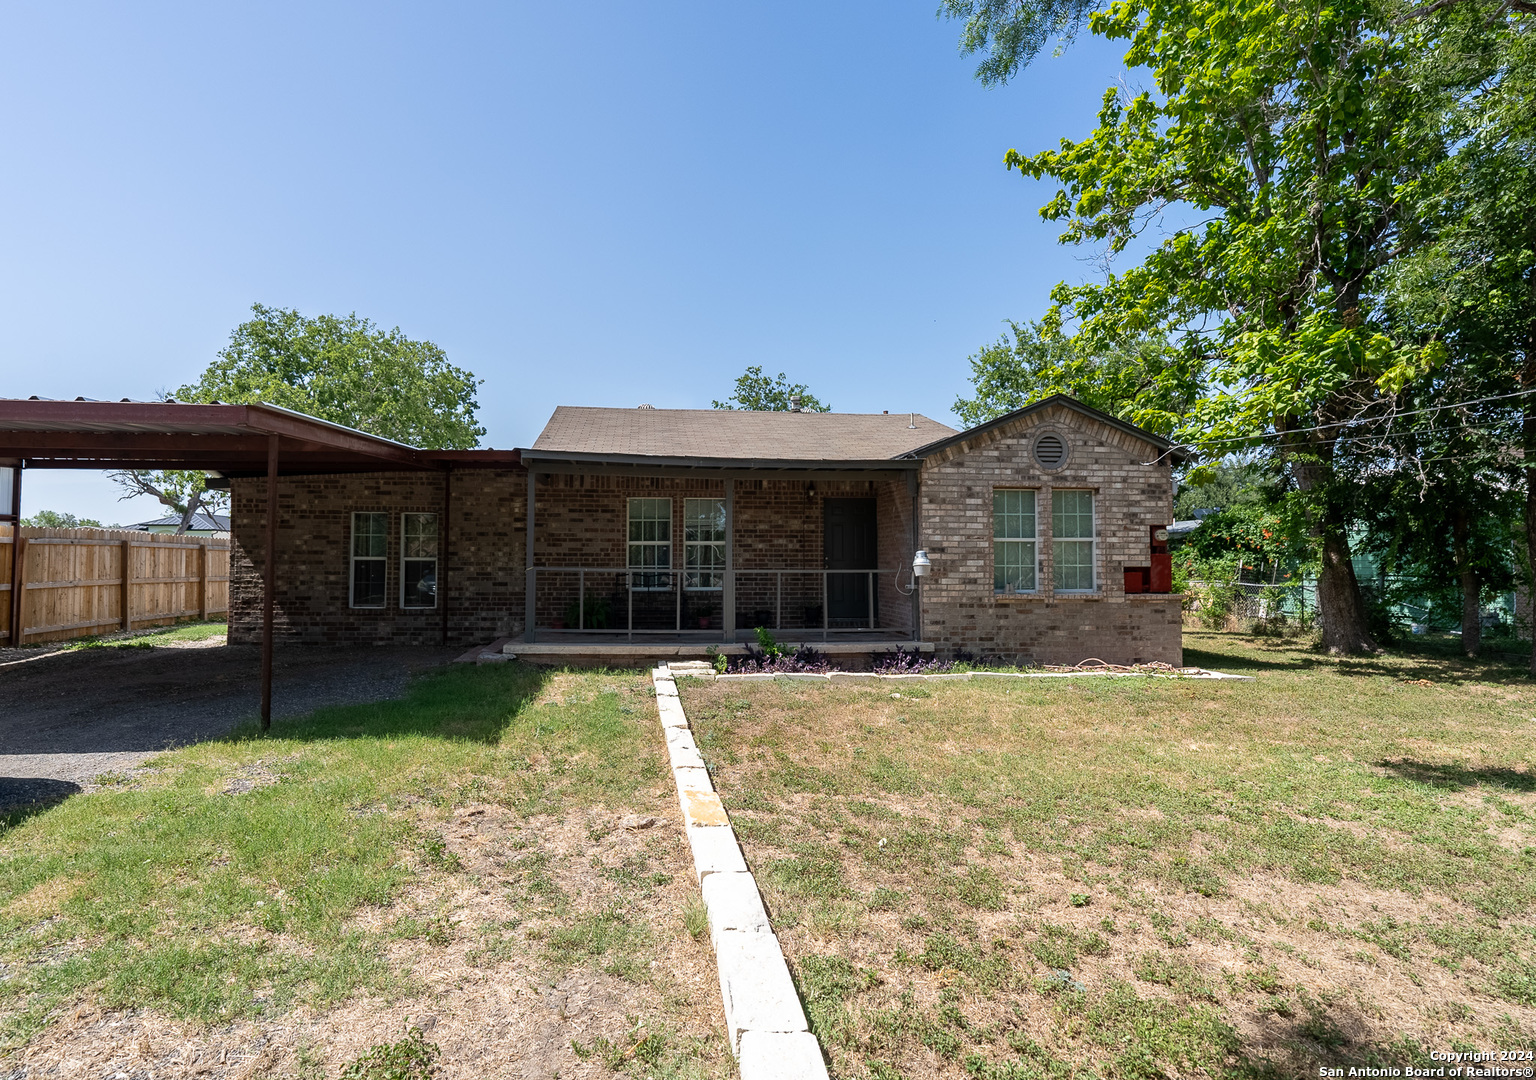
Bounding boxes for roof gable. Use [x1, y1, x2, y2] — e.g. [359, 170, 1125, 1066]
[902, 395, 1185, 464]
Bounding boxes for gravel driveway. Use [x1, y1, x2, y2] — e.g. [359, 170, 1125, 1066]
[1, 637, 461, 811]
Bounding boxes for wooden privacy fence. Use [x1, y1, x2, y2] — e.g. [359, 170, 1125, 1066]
[1, 524, 229, 646]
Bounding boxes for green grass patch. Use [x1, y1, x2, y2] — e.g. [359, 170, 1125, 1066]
[0, 662, 673, 1049]
[683, 630, 1536, 1078]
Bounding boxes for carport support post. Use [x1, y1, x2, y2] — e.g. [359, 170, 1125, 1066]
[7, 464, 21, 646]
[260, 434, 278, 732]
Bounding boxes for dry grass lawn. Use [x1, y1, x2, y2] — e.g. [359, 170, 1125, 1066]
[679, 629, 1536, 1079]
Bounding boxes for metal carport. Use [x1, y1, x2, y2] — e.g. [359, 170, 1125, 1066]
[0, 398, 440, 729]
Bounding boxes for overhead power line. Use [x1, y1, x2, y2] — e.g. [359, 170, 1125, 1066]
[1154, 387, 1536, 462]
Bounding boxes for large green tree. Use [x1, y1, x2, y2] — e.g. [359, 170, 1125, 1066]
[176, 304, 484, 446]
[113, 305, 484, 533]
[952, 320, 1198, 430]
[712, 366, 830, 412]
[1376, 4, 1535, 664]
[970, 0, 1459, 653]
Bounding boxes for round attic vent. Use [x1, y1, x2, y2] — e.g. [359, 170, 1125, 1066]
[1034, 433, 1067, 469]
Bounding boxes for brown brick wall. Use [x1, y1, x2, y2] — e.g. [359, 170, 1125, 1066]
[230, 470, 913, 644]
[915, 402, 1182, 665]
[229, 469, 526, 646]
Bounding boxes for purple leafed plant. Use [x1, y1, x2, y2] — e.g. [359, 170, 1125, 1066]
[725, 644, 831, 674]
[724, 628, 832, 673]
[872, 647, 954, 674]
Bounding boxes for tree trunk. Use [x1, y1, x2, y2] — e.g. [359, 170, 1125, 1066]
[1293, 442, 1378, 655]
[174, 488, 204, 536]
[1316, 523, 1378, 654]
[1451, 504, 1480, 658]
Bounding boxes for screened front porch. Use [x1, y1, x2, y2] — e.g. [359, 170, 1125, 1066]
[519, 464, 920, 644]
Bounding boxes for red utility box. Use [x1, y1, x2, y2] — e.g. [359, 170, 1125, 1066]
[1123, 567, 1150, 593]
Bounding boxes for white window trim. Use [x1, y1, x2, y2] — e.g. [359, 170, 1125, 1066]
[993, 488, 1039, 595]
[399, 512, 438, 611]
[350, 511, 388, 610]
[683, 497, 725, 592]
[627, 497, 673, 591]
[1052, 489, 1098, 593]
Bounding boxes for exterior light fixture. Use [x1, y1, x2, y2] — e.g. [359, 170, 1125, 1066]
[912, 550, 931, 578]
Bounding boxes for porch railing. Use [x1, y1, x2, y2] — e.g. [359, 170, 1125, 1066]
[525, 566, 903, 642]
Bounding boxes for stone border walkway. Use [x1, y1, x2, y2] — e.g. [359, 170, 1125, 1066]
[650, 664, 830, 1080]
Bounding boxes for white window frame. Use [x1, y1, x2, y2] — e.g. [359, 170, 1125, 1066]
[400, 512, 438, 610]
[627, 497, 673, 591]
[683, 497, 725, 591]
[1052, 489, 1098, 593]
[993, 489, 1038, 595]
[350, 511, 388, 609]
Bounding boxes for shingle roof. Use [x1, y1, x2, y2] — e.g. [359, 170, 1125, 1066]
[531, 407, 957, 462]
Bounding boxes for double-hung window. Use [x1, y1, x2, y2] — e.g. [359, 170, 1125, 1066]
[628, 498, 672, 590]
[684, 498, 725, 590]
[350, 512, 388, 608]
[993, 489, 1037, 594]
[1052, 489, 1096, 592]
[401, 512, 438, 609]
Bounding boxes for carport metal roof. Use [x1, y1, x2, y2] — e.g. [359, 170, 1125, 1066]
[0, 398, 436, 472]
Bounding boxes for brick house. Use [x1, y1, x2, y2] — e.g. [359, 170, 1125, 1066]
[227, 394, 1184, 665]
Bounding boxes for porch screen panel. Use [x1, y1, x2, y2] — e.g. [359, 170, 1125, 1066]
[350, 512, 388, 608]
[993, 489, 1036, 593]
[684, 498, 725, 590]
[1052, 489, 1096, 592]
[628, 498, 672, 590]
[401, 512, 438, 609]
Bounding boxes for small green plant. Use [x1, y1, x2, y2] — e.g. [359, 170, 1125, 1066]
[683, 895, 710, 941]
[706, 644, 727, 674]
[755, 625, 784, 660]
[339, 1028, 440, 1080]
[1069, 893, 1090, 907]
[563, 595, 611, 629]
[419, 833, 462, 873]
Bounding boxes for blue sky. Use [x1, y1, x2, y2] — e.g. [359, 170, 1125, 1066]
[2, 1, 1135, 524]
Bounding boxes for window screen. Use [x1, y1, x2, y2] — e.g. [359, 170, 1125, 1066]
[401, 512, 438, 609]
[684, 498, 725, 590]
[628, 498, 672, 590]
[351, 512, 388, 608]
[1052, 489, 1096, 591]
[993, 490, 1037, 593]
